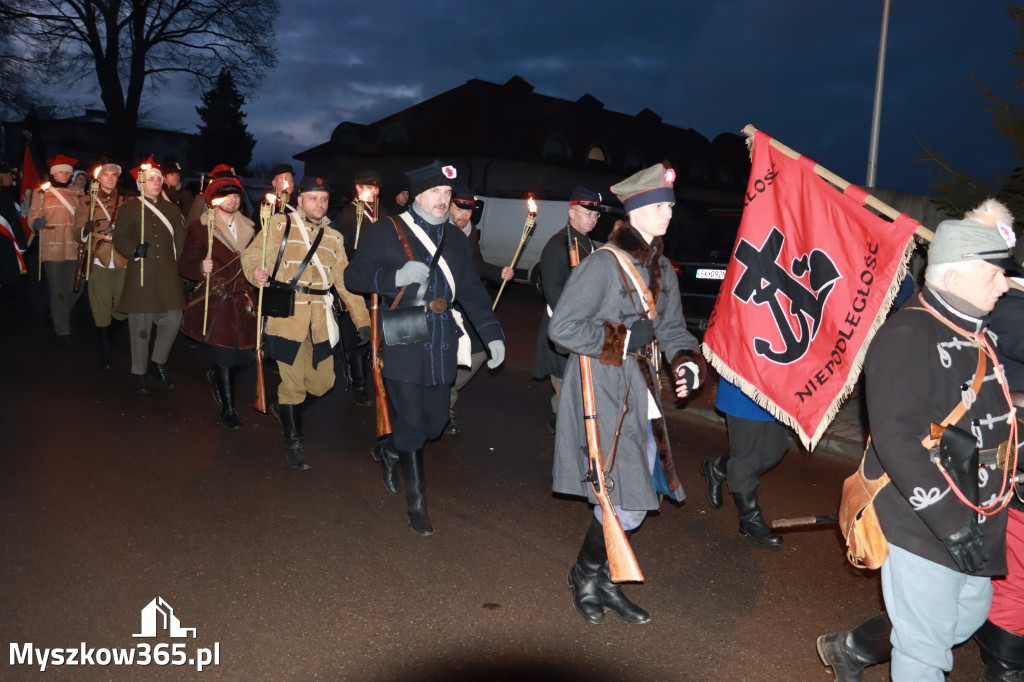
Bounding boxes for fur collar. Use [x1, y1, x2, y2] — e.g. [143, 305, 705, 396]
[607, 222, 663, 304]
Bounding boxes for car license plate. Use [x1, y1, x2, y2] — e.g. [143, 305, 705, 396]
[696, 268, 726, 280]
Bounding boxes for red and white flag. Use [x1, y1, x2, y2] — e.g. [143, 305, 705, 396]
[702, 129, 921, 449]
[20, 142, 40, 241]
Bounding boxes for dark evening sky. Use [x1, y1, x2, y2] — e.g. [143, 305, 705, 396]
[116, 2, 1024, 195]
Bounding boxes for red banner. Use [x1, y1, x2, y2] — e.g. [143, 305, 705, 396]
[20, 143, 39, 240]
[702, 129, 920, 449]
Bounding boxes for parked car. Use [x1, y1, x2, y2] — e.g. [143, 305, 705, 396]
[663, 208, 742, 333]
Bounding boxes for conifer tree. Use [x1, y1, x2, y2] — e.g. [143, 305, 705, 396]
[196, 69, 256, 175]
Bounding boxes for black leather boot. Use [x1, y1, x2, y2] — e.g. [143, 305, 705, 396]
[567, 518, 607, 624]
[274, 403, 310, 471]
[96, 325, 113, 370]
[443, 409, 460, 436]
[371, 436, 400, 494]
[348, 353, 372, 407]
[399, 448, 432, 534]
[596, 528, 650, 624]
[975, 620, 1024, 682]
[699, 453, 729, 509]
[816, 612, 892, 682]
[148, 361, 175, 389]
[212, 363, 241, 429]
[733, 490, 783, 546]
[133, 373, 149, 394]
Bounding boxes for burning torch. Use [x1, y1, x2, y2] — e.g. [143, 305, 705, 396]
[492, 196, 537, 310]
[202, 197, 226, 337]
[354, 187, 376, 249]
[35, 181, 51, 280]
[136, 162, 150, 286]
[85, 166, 100, 281]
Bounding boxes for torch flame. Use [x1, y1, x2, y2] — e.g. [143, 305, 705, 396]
[93, 166, 101, 180]
[527, 197, 537, 214]
[265, 193, 278, 205]
[211, 197, 226, 208]
[281, 180, 289, 192]
[358, 189, 374, 203]
[141, 163, 151, 171]
[40, 181, 51, 191]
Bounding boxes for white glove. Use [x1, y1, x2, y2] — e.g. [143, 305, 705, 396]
[486, 340, 505, 369]
[677, 361, 700, 390]
[395, 261, 429, 287]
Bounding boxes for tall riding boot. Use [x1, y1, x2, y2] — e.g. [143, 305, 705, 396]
[371, 436, 401, 494]
[96, 325, 113, 370]
[975, 620, 1024, 682]
[212, 363, 241, 429]
[348, 353, 373, 407]
[733, 490, 783, 546]
[274, 403, 310, 471]
[816, 612, 892, 682]
[596, 528, 651, 624]
[699, 453, 729, 508]
[399, 448, 432, 535]
[567, 518, 607, 624]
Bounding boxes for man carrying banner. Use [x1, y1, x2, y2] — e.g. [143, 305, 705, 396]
[549, 164, 702, 624]
[701, 376, 791, 546]
[817, 199, 1020, 681]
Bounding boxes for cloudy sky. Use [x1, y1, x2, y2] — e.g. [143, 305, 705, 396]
[136, 1, 1020, 196]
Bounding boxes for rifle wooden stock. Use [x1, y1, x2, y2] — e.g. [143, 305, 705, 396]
[371, 294, 392, 436]
[578, 353, 644, 583]
[567, 235, 642, 582]
[73, 240, 87, 292]
[253, 347, 267, 413]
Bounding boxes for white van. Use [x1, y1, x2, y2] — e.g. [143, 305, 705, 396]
[475, 196, 621, 292]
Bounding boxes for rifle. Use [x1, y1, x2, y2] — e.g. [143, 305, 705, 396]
[370, 293, 392, 437]
[73, 239, 88, 292]
[570, 237, 643, 583]
[254, 346, 267, 413]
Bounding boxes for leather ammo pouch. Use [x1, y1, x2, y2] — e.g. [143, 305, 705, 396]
[380, 216, 443, 346]
[263, 219, 323, 318]
[839, 451, 891, 570]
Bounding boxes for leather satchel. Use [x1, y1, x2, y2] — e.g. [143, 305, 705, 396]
[262, 218, 323, 318]
[379, 216, 444, 347]
[839, 452, 891, 570]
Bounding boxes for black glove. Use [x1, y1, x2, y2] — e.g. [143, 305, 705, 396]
[31, 217, 47, 233]
[133, 243, 149, 259]
[84, 220, 97, 236]
[626, 319, 654, 351]
[943, 520, 988, 573]
[357, 326, 371, 345]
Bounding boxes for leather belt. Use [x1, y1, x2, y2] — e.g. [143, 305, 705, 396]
[276, 282, 329, 296]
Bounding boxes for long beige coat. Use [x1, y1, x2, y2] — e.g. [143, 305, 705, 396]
[28, 185, 81, 262]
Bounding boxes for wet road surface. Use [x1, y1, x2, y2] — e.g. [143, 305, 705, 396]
[0, 275, 985, 681]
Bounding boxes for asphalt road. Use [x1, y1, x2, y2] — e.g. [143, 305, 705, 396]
[0, 274, 986, 681]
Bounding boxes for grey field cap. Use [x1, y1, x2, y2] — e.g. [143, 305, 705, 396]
[929, 200, 1023, 275]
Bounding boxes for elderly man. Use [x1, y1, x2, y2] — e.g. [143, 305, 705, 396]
[241, 176, 369, 470]
[550, 164, 702, 625]
[444, 187, 513, 435]
[28, 153, 84, 344]
[345, 160, 505, 535]
[113, 161, 187, 393]
[74, 161, 129, 369]
[533, 187, 603, 434]
[817, 199, 1021, 681]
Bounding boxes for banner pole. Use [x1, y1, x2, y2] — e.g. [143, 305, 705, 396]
[741, 124, 934, 242]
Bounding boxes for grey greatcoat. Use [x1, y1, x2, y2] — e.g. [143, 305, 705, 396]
[549, 224, 702, 511]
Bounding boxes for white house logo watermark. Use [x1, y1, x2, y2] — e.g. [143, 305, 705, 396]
[134, 597, 196, 638]
[9, 597, 220, 672]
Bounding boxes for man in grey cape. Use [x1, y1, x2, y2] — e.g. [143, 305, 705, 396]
[549, 163, 703, 624]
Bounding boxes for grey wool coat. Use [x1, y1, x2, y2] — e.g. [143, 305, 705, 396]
[549, 223, 703, 511]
